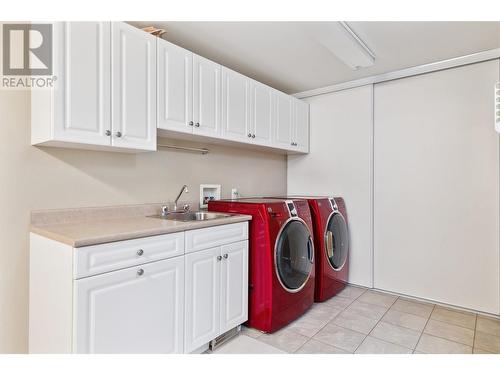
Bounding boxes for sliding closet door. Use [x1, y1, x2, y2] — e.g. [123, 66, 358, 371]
[374, 60, 500, 314]
[288, 85, 373, 287]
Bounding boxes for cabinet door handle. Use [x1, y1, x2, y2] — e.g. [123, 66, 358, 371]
[195, 123, 200, 127]
[105, 130, 111, 136]
[137, 269, 144, 276]
[115, 131, 122, 138]
[136, 249, 144, 256]
[189, 121, 194, 126]
[217, 255, 222, 261]
[223, 253, 229, 259]
[252, 134, 255, 138]
[247, 133, 252, 138]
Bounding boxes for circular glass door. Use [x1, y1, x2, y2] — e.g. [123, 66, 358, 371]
[325, 212, 349, 270]
[275, 219, 314, 291]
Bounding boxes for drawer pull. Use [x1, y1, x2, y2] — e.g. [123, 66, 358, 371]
[137, 249, 144, 256]
[137, 269, 144, 276]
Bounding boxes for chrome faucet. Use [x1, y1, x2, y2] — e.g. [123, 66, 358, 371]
[174, 185, 189, 212]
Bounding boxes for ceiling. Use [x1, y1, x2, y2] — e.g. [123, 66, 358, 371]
[129, 21, 500, 94]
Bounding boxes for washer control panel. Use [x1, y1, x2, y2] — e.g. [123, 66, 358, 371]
[285, 200, 298, 217]
[329, 197, 338, 211]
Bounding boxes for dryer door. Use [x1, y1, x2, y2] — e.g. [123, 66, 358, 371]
[325, 212, 349, 271]
[275, 219, 314, 292]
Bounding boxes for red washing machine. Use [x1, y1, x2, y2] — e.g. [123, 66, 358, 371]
[268, 196, 349, 302]
[208, 198, 315, 333]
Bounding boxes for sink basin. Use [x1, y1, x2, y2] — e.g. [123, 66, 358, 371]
[149, 211, 231, 222]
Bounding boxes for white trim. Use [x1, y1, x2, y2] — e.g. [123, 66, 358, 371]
[369, 84, 374, 289]
[294, 48, 500, 99]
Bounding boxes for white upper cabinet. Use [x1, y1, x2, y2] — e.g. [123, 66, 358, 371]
[32, 22, 112, 147]
[157, 38, 193, 134]
[193, 55, 222, 138]
[53, 22, 111, 146]
[274, 91, 294, 149]
[32, 22, 157, 152]
[293, 98, 310, 153]
[31, 22, 309, 154]
[74, 256, 184, 354]
[222, 68, 251, 142]
[250, 82, 273, 145]
[111, 22, 157, 151]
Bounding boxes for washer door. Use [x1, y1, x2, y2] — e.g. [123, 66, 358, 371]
[325, 212, 349, 271]
[275, 219, 314, 292]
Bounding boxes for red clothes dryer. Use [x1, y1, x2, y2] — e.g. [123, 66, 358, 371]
[208, 198, 315, 333]
[269, 196, 349, 302]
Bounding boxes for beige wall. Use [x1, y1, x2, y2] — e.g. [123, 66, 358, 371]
[0, 89, 286, 353]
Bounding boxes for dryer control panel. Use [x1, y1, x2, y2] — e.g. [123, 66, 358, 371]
[329, 197, 338, 211]
[285, 200, 298, 217]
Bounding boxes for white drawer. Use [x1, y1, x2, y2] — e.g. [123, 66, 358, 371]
[74, 232, 184, 278]
[185, 222, 248, 254]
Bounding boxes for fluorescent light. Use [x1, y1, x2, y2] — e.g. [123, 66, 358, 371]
[307, 22, 375, 70]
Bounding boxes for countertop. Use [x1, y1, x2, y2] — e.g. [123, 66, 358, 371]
[30, 213, 252, 248]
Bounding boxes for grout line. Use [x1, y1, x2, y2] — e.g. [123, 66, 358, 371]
[427, 315, 477, 331]
[353, 295, 400, 353]
[418, 332, 473, 350]
[414, 304, 436, 353]
[389, 306, 434, 322]
[299, 287, 369, 353]
[287, 288, 367, 353]
[472, 312, 478, 353]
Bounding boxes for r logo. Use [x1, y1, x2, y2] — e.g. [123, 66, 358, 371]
[2, 24, 52, 76]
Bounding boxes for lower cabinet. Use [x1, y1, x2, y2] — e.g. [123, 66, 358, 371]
[220, 241, 249, 333]
[185, 247, 221, 352]
[29, 222, 249, 354]
[185, 240, 248, 353]
[74, 256, 184, 354]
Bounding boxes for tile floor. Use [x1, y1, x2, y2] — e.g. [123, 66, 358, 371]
[212, 286, 500, 354]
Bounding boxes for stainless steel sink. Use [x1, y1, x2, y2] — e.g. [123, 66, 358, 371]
[149, 211, 231, 222]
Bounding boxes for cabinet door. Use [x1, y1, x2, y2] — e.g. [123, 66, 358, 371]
[74, 257, 184, 353]
[251, 82, 273, 145]
[53, 22, 111, 146]
[293, 99, 310, 153]
[193, 54, 222, 138]
[112, 22, 157, 151]
[274, 91, 294, 149]
[222, 68, 250, 142]
[185, 247, 221, 353]
[157, 39, 193, 133]
[220, 241, 248, 333]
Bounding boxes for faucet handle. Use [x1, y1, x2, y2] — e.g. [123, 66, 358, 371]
[161, 205, 169, 216]
[182, 204, 190, 212]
